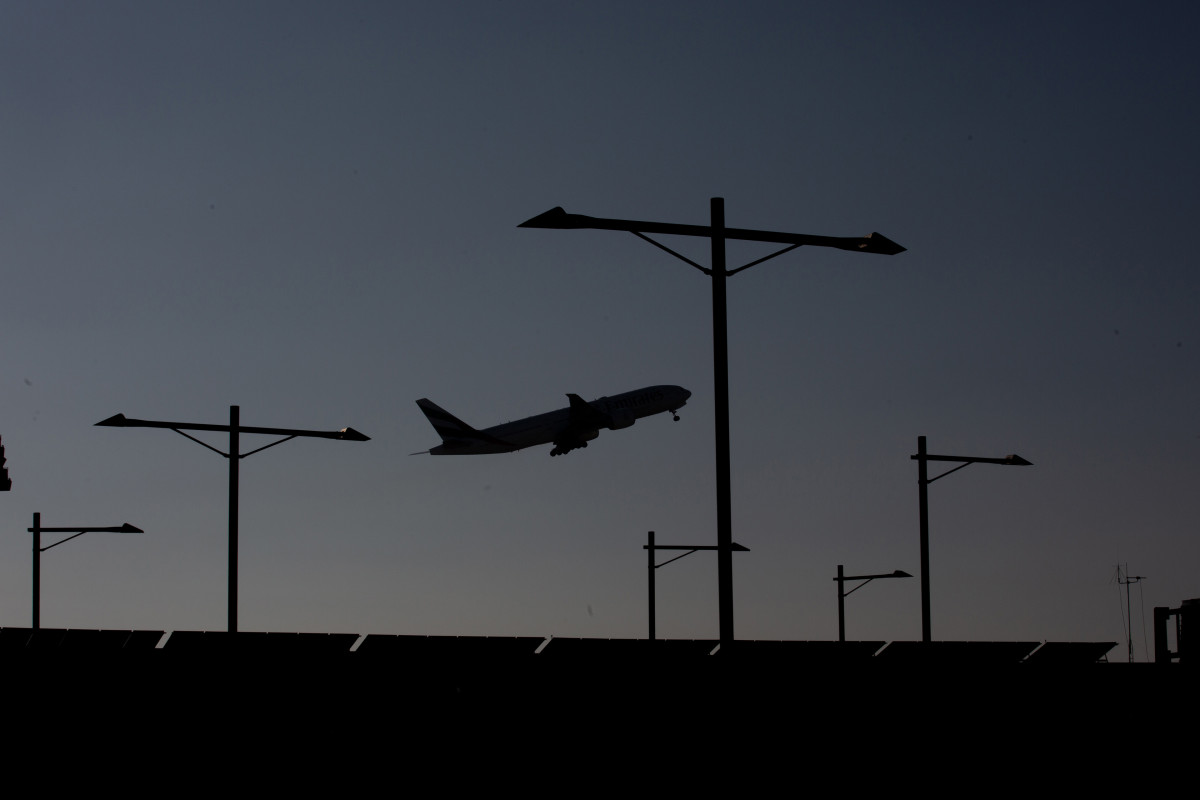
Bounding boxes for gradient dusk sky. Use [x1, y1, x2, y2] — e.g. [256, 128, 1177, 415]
[2, 1, 1196, 657]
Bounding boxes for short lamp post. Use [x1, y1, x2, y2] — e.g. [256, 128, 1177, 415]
[29, 512, 143, 629]
[96, 406, 368, 633]
[912, 435, 1032, 642]
[644, 530, 749, 644]
[834, 564, 911, 642]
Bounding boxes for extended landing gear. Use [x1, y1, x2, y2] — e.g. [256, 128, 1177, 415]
[550, 441, 587, 456]
[671, 409, 681, 421]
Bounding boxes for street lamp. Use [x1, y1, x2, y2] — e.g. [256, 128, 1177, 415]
[644, 531, 749, 645]
[96, 406, 368, 633]
[28, 512, 143, 629]
[911, 435, 1032, 642]
[523, 200, 903, 650]
[834, 564, 911, 642]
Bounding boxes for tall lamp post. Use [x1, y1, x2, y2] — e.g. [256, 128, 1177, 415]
[29, 512, 143, 629]
[834, 564, 911, 642]
[522, 200, 903, 649]
[912, 435, 1032, 642]
[96, 406, 368, 633]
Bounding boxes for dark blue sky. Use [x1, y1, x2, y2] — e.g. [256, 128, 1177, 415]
[2, 2, 1196, 655]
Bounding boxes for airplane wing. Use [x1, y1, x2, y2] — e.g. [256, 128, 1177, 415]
[549, 394, 611, 457]
[566, 393, 612, 429]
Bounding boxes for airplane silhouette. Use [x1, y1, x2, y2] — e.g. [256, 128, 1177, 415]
[414, 385, 691, 456]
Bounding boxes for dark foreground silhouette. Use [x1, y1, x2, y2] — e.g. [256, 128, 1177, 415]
[7, 628, 1189, 789]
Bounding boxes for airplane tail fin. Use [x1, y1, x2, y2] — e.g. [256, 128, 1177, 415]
[416, 398, 519, 455]
[416, 398, 479, 444]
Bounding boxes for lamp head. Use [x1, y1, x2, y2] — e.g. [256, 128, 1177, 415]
[337, 427, 371, 442]
[95, 414, 130, 427]
[519, 207, 583, 229]
[858, 232, 907, 255]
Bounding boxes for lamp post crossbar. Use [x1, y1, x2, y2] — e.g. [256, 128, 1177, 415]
[519, 208, 906, 254]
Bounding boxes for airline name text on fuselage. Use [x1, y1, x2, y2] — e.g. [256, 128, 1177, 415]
[600, 389, 664, 413]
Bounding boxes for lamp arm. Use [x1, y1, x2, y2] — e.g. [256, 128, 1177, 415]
[40, 531, 90, 552]
[927, 460, 973, 484]
[842, 577, 876, 598]
[172, 428, 230, 457]
[240, 435, 298, 459]
[630, 231, 712, 275]
[655, 549, 699, 569]
[726, 243, 803, 276]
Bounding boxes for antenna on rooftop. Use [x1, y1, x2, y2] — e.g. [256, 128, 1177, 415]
[1117, 564, 1147, 663]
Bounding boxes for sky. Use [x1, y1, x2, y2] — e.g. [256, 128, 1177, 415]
[2, 1, 1196, 658]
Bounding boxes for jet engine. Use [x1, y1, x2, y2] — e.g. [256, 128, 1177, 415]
[550, 429, 598, 456]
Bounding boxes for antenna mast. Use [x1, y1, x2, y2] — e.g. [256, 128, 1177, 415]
[1118, 564, 1146, 663]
